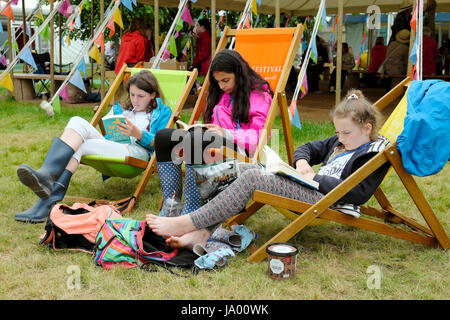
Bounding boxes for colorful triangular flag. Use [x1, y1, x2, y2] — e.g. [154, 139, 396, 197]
[300, 73, 308, 99]
[0, 73, 14, 92]
[113, 8, 123, 29]
[40, 24, 50, 41]
[409, 34, 418, 65]
[0, 54, 7, 66]
[69, 70, 87, 93]
[410, 5, 417, 33]
[251, 0, 258, 16]
[181, 5, 193, 26]
[122, 0, 133, 11]
[34, 9, 44, 21]
[12, 40, 19, 53]
[106, 16, 115, 37]
[77, 58, 87, 79]
[0, 3, 14, 21]
[310, 36, 318, 63]
[89, 45, 101, 64]
[18, 47, 37, 69]
[58, 0, 74, 18]
[53, 96, 61, 114]
[10, 0, 19, 5]
[95, 32, 105, 53]
[168, 36, 177, 57]
[288, 100, 302, 131]
[59, 84, 71, 103]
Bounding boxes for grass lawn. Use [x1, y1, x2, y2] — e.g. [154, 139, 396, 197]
[0, 89, 448, 300]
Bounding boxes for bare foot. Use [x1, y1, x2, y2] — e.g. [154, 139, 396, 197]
[146, 214, 196, 237]
[166, 229, 210, 251]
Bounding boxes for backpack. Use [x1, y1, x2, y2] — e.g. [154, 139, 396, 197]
[40, 203, 123, 253]
[94, 218, 197, 272]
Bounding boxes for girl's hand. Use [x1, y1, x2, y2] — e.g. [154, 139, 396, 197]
[118, 118, 143, 140]
[295, 159, 315, 180]
[204, 124, 224, 136]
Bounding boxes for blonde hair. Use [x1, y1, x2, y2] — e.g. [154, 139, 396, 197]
[331, 89, 382, 140]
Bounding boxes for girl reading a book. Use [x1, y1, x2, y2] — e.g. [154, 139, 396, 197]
[154, 49, 273, 217]
[15, 70, 171, 223]
[146, 90, 391, 251]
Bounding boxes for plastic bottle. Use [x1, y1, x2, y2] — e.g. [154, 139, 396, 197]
[161, 197, 183, 217]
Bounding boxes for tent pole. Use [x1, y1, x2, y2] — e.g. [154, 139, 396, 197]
[407, 1, 416, 76]
[7, 17, 13, 97]
[100, 0, 105, 100]
[59, 13, 62, 74]
[90, 0, 94, 88]
[335, 0, 343, 105]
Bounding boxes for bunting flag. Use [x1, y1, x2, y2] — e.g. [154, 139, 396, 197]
[0, 3, 14, 21]
[113, 7, 123, 29]
[10, 0, 19, 5]
[319, 5, 327, 30]
[34, 9, 44, 21]
[74, 14, 81, 28]
[251, 0, 258, 16]
[310, 36, 318, 63]
[40, 24, 50, 41]
[53, 96, 61, 114]
[0, 72, 14, 92]
[300, 73, 308, 98]
[181, 5, 193, 26]
[59, 84, 71, 103]
[69, 70, 87, 93]
[95, 32, 105, 53]
[77, 58, 87, 79]
[409, 33, 418, 65]
[69, 19, 75, 31]
[66, 34, 71, 46]
[122, 0, 133, 11]
[244, 15, 251, 29]
[18, 47, 37, 69]
[106, 16, 115, 37]
[58, 0, 74, 18]
[410, 4, 418, 33]
[288, 100, 302, 131]
[12, 40, 19, 53]
[0, 22, 3, 32]
[168, 36, 177, 57]
[89, 45, 101, 65]
[162, 49, 171, 60]
[0, 54, 7, 66]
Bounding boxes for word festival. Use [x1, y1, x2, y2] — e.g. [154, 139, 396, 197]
[180, 303, 270, 318]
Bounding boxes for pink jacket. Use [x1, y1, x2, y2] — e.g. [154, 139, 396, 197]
[210, 87, 272, 155]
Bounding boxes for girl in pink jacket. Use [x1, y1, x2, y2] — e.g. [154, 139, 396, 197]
[154, 49, 273, 217]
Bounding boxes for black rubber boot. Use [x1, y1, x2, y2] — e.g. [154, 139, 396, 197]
[17, 137, 74, 199]
[14, 170, 73, 223]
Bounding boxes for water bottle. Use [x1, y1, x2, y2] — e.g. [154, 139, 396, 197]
[161, 197, 183, 217]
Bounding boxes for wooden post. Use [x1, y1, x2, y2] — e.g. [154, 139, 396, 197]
[275, 0, 280, 28]
[154, 0, 159, 55]
[50, 0, 55, 97]
[335, 0, 343, 105]
[211, 0, 216, 58]
[100, 0, 105, 100]
[90, 0, 94, 88]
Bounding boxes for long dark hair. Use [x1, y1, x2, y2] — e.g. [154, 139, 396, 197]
[204, 49, 272, 124]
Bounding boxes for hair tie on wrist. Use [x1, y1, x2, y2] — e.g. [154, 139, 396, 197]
[347, 93, 358, 100]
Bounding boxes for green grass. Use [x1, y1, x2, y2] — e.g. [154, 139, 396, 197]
[0, 89, 449, 300]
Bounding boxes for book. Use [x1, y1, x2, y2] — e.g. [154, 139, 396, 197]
[176, 119, 208, 132]
[102, 114, 131, 144]
[262, 145, 319, 190]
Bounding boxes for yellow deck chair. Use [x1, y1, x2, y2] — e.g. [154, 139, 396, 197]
[226, 77, 449, 262]
[188, 25, 304, 164]
[64, 64, 198, 214]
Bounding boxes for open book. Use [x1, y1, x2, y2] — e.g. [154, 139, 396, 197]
[176, 119, 207, 132]
[262, 145, 319, 190]
[102, 114, 131, 144]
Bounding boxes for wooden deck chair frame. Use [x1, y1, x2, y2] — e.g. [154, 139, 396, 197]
[225, 77, 449, 262]
[64, 64, 198, 214]
[187, 25, 304, 165]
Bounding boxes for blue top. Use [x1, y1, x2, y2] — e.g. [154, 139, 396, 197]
[112, 97, 172, 155]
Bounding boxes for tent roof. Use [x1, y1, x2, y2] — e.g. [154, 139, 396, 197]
[138, 0, 450, 15]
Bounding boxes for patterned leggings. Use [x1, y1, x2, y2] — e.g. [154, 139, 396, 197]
[189, 163, 324, 230]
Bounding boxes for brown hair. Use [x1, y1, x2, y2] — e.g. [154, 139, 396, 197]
[331, 89, 382, 140]
[125, 70, 165, 113]
[128, 17, 148, 38]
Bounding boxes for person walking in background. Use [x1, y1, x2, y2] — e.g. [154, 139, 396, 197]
[190, 18, 212, 76]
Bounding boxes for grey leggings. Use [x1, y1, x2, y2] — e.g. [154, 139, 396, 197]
[189, 163, 324, 229]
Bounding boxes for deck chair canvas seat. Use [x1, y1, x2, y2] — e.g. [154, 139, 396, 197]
[225, 77, 449, 262]
[64, 65, 198, 213]
[188, 25, 303, 165]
